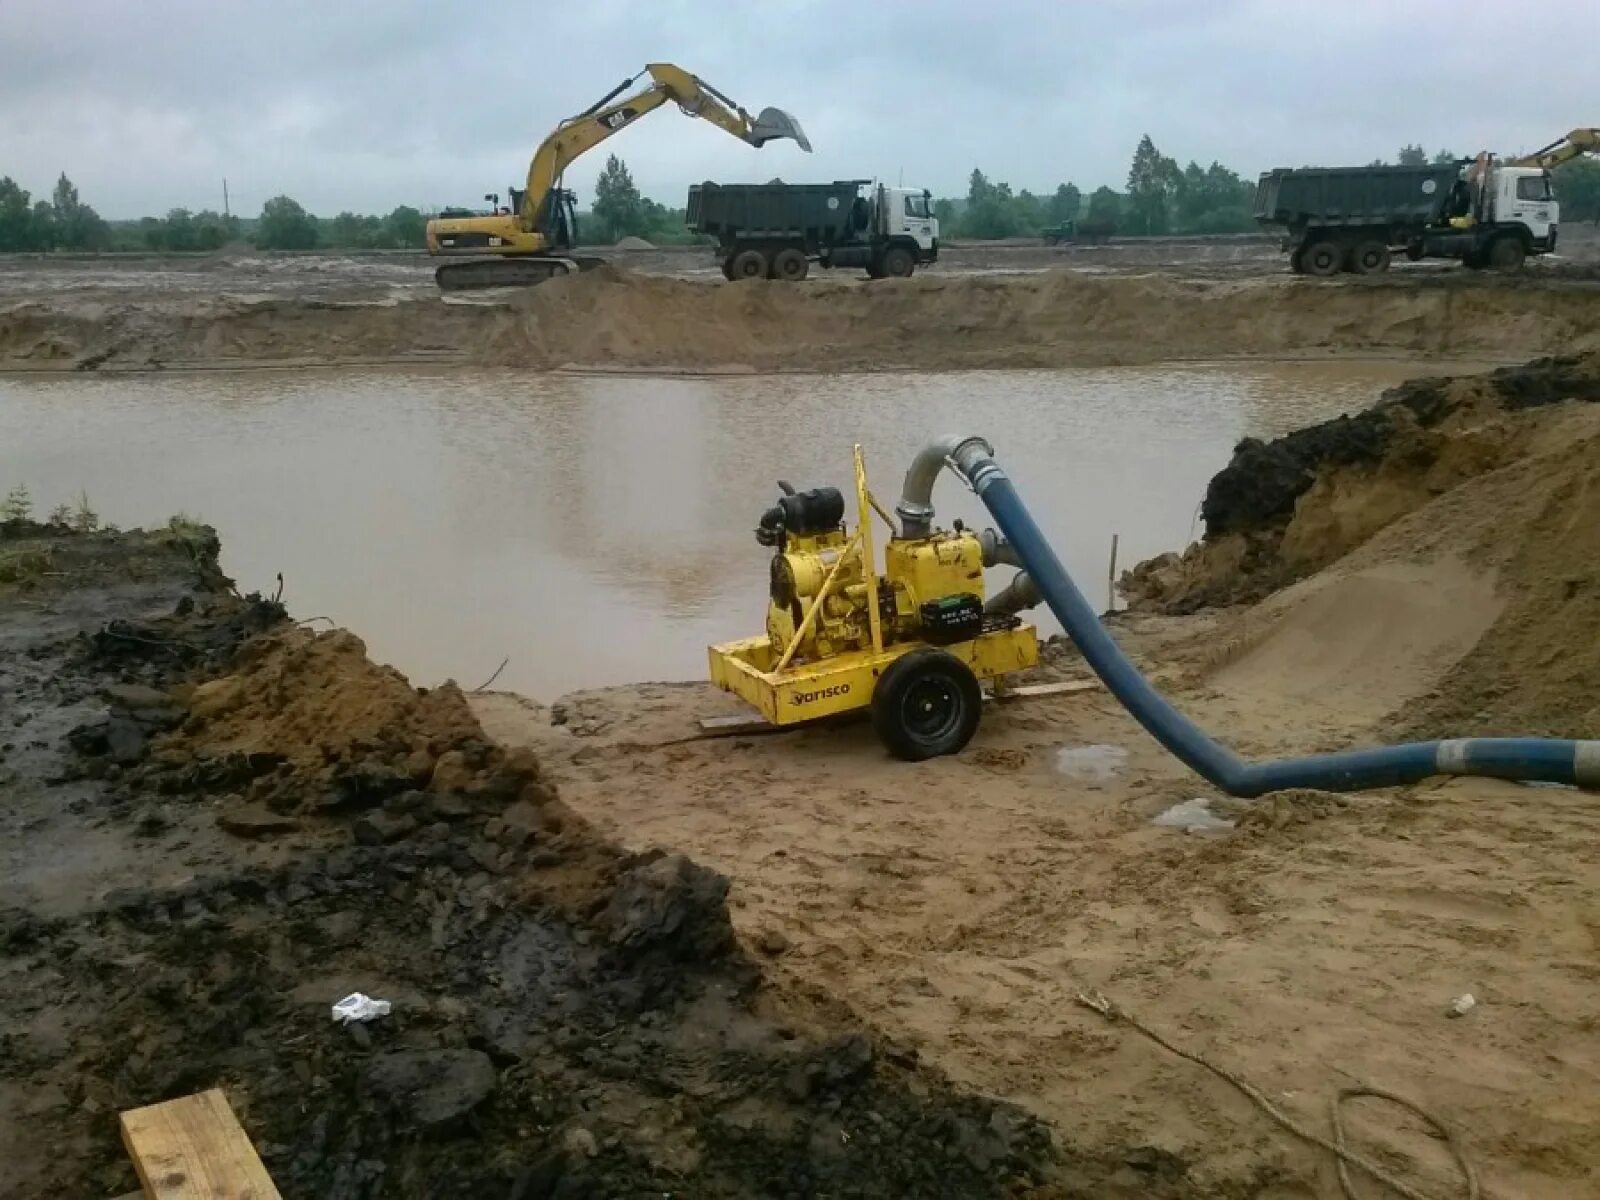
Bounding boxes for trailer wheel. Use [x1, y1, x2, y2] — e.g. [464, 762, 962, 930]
[1488, 236, 1526, 272]
[871, 648, 982, 762]
[729, 248, 769, 280]
[1302, 240, 1343, 277]
[878, 246, 916, 279]
[1349, 240, 1391, 275]
[771, 247, 809, 282]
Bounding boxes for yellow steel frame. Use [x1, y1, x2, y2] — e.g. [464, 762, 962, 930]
[708, 445, 1040, 728]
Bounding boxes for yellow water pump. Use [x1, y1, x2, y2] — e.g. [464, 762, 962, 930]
[709, 444, 1039, 759]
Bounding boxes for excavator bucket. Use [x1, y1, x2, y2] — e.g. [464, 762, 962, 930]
[751, 107, 812, 152]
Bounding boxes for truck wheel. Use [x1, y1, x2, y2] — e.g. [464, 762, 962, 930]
[729, 248, 769, 280]
[720, 258, 735, 281]
[1288, 249, 1305, 274]
[1405, 241, 1425, 262]
[878, 246, 916, 279]
[1349, 240, 1391, 275]
[1302, 240, 1343, 277]
[1462, 250, 1486, 270]
[871, 648, 982, 762]
[1488, 236, 1526, 272]
[772, 247, 809, 282]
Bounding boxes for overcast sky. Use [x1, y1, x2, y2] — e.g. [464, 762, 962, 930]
[1, 0, 1590, 219]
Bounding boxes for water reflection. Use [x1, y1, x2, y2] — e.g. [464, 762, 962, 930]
[0, 360, 1476, 697]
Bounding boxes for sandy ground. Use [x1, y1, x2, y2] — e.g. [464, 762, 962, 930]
[4, 256, 1600, 376]
[471, 389, 1600, 1198]
[472, 636, 1597, 1200]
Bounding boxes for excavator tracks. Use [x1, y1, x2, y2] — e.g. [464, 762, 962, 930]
[434, 255, 608, 293]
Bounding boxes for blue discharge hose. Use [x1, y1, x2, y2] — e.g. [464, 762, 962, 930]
[955, 447, 1600, 798]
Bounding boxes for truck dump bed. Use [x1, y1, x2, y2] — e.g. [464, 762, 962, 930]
[686, 180, 870, 239]
[1254, 163, 1462, 228]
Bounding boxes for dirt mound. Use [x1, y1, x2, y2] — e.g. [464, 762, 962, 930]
[1123, 353, 1600, 613]
[612, 235, 656, 250]
[1395, 438, 1600, 737]
[1, 523, 1085, 1199]
[5, 268, 1600, 373]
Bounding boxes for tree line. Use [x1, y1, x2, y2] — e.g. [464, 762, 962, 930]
[5, 136, 1598, 256]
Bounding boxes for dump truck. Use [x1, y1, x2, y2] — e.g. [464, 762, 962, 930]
[686, 180, 938, 281]
[1255, 159, 1556, 275]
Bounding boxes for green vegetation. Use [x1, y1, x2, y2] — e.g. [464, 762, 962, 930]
[4, 131, 1596, 258]
[943, 136, 1255, 240]
[2, 484, 32, 523]
[582, 154, 696, 246]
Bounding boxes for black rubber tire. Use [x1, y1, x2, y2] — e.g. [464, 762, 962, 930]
[720, 258, 734, 281]
[1302, 240, 1343, 277]
[1288, 249, 1305, 274]
[1488, 236, 1526, 272]
[1405, 241, 1425, 262]
[878, 245, 916, 279]
[1462, 250, 1486, 271]
[729, 248, 769, 280]
[771, 247, 809, 281]
[870, 648, 982, 762]
[1349, 240, 1391, 275]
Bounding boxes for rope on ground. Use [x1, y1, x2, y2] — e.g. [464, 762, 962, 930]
[472, 655, 510, 693]
[1073, 990, 1479, 1200]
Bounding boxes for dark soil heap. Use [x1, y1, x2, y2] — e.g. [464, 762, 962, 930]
[1121, 352, 1600, 613]
[5, 521, 1193, 1199]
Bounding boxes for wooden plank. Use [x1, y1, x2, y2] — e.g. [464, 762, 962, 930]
[697, 712, 781, 736]
[998, 679, 1100, 699]
[120, 1088, 281, 1200]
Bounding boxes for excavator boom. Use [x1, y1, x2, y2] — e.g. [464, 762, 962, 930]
[427, 63, 808, 291]
[1510, 128, 1600, 170]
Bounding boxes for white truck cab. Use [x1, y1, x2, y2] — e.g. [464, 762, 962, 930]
[880, 186, 940, 254]
[1488, 166, 1558, 248]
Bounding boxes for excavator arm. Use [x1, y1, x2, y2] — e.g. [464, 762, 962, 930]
[1511, 128, 1600, 170]
[426, 63, 808, 289]
[517, 63, 809, 237]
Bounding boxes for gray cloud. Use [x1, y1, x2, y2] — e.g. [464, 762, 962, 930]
[1, 0, 1590, 219]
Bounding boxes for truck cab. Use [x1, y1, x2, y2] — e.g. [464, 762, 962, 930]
[1484, 166, 1558, 251]
[879, 186, 939, 258]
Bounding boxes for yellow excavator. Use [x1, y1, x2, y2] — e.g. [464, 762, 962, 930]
[426, 64, 809, 291]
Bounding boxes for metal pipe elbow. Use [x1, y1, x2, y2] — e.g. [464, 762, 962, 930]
[895, 434, 993, 539]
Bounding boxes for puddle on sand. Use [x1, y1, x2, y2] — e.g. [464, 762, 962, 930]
[1054, 744, 1129, 782]
[0, 359, 1478, 699]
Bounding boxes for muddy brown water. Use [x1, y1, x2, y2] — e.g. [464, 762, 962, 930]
[0, 361, 1484, 697]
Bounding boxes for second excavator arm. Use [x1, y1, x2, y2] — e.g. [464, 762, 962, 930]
[1510, 128, 1600, 170]
[517, 63, 810, 235]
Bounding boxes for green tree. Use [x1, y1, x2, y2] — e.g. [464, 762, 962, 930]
[191, 209, 240, 250]
[1046, 183, 1081, 226]
[1553, 158, 1600, 224]
[933, 197, 957, 228]
[592, 154, 643, 242]
[383, 205, 426, 247]
[959, 168, 1022, 238]
[1432, 148, 1459, 165]
[1126, 134, 1179, 235]
[256, 195, 318, 250]
[1081, 186, 1122, 240]
[29, 200, 56, 250]
[48, 173, 108, 250]
[1397, 144, 1427, 166]
[0, 178, 36, 250]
